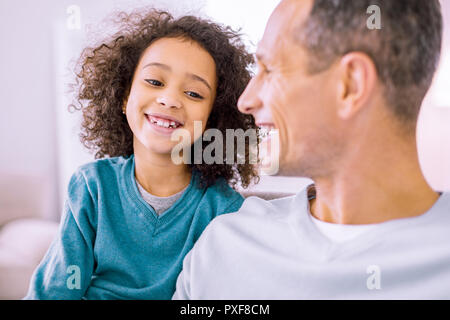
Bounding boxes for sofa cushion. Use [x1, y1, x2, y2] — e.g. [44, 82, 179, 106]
[240, 190, 295, 201]
[0, 218, 59, 299]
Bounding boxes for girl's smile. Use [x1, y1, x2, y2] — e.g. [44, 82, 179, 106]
[145, 113, 184, 136]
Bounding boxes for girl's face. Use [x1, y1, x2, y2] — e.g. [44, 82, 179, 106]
[124, 37, 217, 156]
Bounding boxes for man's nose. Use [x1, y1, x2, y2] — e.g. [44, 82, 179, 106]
[156, 91, 182, 109]
[237, 77, 263, 115]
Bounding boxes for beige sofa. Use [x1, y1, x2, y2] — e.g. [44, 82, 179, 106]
[0, 174, 59, 300]
[0, 219, 59, 300]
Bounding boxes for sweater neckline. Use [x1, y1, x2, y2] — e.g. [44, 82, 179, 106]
[122, 154, 200, 226]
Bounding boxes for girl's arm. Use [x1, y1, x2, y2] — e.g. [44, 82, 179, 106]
[24, 171, 96, 300]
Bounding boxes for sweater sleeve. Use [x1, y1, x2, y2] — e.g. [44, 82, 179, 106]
[23, 171, 96, 300]
[222, 195, 244, 214]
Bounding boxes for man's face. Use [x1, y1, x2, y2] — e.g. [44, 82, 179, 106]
[238, 0, 342, 177]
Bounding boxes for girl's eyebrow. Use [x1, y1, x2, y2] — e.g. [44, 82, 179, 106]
[187, 73, 212, 92]
[142, 62, 212, 92]
[143, 62, 170, 71]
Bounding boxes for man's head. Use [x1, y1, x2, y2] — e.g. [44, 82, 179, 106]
[238, 0, 443, 178]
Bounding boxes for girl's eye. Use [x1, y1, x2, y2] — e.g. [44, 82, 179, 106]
[145, 79, 163, 87]
[185, 91, 204, 99]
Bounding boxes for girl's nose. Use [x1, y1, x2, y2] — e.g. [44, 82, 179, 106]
[156, 95, 182, 109]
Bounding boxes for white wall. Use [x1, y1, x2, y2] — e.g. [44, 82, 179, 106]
[0, 0, 60, 220]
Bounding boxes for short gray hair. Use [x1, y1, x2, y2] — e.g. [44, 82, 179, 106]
[295, 0, 443, 128]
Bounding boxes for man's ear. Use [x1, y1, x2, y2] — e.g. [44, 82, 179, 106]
[336, 52, 377, 119]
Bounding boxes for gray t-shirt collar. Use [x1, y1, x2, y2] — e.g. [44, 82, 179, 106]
[135, 179, 188, 215]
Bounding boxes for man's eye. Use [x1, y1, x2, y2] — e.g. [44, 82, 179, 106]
[145, 79, 163, 86]
[185, 91, 204, 99]
[257, 66, 270, 76]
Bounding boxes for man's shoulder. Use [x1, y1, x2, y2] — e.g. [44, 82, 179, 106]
[200, 179, 244, 213]
[184, 185, 311, 291]
[203, 185, 310, 237]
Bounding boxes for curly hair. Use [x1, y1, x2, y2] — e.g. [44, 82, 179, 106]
[70, 8, 260, 189]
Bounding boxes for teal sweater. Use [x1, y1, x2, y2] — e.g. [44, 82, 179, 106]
[24, 155, 244, 300]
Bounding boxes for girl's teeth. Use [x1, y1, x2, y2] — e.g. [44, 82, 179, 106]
[151, 117, 178, 128]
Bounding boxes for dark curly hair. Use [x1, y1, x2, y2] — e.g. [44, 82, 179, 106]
[70, 8, 260, 189]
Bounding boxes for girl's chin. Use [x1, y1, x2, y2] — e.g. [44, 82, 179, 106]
[135, 139, 176, 156]
[134, 131, 192, 159]
[144, 145, 175, 156]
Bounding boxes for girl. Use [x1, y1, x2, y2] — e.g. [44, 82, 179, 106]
[25, 8, 258, 299]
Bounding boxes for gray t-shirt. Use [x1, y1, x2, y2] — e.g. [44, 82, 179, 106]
[136, 179, 187, 215]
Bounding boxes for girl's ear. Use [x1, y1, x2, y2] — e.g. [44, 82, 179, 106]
[122, 88, 130, 114]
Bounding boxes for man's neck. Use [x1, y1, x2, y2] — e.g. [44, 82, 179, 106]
[309, 130, 440, 225]
[133, 141, 191, 197]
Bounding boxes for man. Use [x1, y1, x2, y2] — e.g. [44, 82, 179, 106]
[173, 0, 450, 299]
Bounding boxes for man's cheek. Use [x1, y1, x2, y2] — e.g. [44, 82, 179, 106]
[267, 75, 291, 105]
